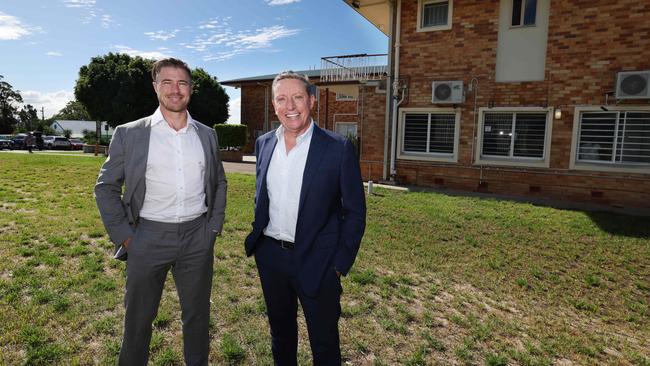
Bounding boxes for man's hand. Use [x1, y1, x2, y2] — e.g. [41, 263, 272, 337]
[122, 237, 132, 249]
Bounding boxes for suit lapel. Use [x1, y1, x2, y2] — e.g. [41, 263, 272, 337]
[258, 134, 277, 203]
[130, 117, 152, 188]
[298, 125, 328, 215]
[196, 124, 213, 188]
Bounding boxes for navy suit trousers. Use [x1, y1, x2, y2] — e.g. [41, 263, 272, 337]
[255, 235, 342, 366]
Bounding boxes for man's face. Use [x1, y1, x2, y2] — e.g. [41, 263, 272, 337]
[153, 66, 191, 113]
[272, 78, 315, 136]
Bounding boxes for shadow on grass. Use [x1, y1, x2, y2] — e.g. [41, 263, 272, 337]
[586, 211, 650, 238]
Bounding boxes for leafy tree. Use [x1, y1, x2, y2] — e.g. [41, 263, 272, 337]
[53, 100, 91, 120]
[75, 53, 157, 128]
[189, 68, 229, 125]
[18, 104, 39, 131]
[0, 75, 23, 134]
[75, 54, 230, 128]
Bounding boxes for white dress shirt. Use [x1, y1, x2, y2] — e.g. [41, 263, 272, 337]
[263, 121, 314, 242]
[139, 108, 207, 223]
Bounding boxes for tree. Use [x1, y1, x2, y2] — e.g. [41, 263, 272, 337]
[0, 75, 23, 134]
[18, 104, 39, 131]
[75, 53, 157, 128]
[189, 68, 230, 125]
[75, 54, 230, 128]
[53, 100, 91, 121]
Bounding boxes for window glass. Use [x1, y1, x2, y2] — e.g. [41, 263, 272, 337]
[482, 112, 547, 158]
[512, 0, 536, 26]
[422, 1, 449, 28]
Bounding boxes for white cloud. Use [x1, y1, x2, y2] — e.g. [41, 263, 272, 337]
[0, 12, 36, 40]
[62, 0, 96, 8]
[184, 21, 300, 62]
[145, 30, 179, 41]
[227, 97, 241, 124]
[21, 90, 74, 118]
[46, 51, 62, 56]
[62, 1, 114, 28]
[112, 45, 170, 60]
[266, 0, 301, 5]
[101, 14, 113, 28]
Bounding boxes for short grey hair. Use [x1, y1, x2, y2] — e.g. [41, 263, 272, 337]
[271, 70, 316, 98]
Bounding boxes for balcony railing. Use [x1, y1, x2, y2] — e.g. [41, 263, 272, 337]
[320, 54, 388, 83]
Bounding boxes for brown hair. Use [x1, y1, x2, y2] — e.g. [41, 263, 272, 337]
[272, 70, 316, 98]
[151, 58, 192, 83]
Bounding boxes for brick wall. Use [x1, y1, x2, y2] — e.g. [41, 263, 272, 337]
[382, 0, 650, 208]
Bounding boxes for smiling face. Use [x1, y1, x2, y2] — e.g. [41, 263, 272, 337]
[152, 66, 192, 114]
[272, 78, 315, 136]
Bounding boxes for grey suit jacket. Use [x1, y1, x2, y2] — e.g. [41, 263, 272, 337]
[94, 116, 227, 260]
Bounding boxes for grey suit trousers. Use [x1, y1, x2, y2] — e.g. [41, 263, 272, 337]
[119, 214, 215, 366]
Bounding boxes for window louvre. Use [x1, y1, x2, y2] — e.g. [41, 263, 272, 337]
[578, 111, 650, 165]
[403, 112, 455, 155]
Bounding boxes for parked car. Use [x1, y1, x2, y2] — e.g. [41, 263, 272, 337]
[45, 136, 72, 150]
[69, 138, 84, 150]
[12, 134, 27, 149]
[0, 135, 13, 150]
[43, 136, 54, 149]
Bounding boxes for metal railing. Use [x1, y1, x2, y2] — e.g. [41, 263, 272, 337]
[320, 54, 388, 82]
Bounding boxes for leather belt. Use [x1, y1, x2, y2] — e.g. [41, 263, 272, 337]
[266, 235, 295, 250]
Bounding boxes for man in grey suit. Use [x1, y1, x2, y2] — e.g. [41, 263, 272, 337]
[95, 57, 227, 365]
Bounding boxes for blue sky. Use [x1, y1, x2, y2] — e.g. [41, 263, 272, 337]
[0, 0, 387, 123]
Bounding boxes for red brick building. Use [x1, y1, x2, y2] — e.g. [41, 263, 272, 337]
[223, 0, 650, 209]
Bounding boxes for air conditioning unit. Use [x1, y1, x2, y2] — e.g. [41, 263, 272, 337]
[432, 81, 464, 104]
[616, 71, 650, 99]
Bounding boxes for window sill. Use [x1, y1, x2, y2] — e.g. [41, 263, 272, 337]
[474, 157, 549, 169]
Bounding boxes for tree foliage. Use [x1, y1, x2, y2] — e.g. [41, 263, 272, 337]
[0, 75, 23, 134]
[18, 104, 39, 131]
[189, 68, 229, 125]
[53, 100, 91, 121]
[75, 53, 157, 128]
[74, 55, 230, 128]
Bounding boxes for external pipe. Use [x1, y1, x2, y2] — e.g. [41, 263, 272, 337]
[382, 0, 397, 180]
[389, 0, 402, 180]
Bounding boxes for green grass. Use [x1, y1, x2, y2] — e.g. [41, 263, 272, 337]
[0, 153, 649, 365]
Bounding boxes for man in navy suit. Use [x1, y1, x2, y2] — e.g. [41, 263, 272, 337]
[245, 71, 366, 365]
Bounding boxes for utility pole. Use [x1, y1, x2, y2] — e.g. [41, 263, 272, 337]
[41, 107, 45, 122]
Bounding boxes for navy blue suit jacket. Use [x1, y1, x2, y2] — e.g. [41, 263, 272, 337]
[245, 124, 366, 297]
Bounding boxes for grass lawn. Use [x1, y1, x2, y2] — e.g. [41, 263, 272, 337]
[0, 153, 648, 365]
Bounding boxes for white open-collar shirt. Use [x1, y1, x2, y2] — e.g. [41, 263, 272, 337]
[263, 121, 314, 242]
[139, 108, 207, 223]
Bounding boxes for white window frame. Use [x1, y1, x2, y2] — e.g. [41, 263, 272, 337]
[397, 108, 460, 163]
[511, 0, 538, 28]
[475, 107, 553, 168]
[416, 0, 453, 32]
[570, 106, 650, 174]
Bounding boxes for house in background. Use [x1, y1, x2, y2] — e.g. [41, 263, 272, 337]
[221, 62, 388, 157]
[224, 0, 650, 209]
[50, 120, 113, 139]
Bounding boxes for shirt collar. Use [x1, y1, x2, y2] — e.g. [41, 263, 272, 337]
[151, 107, 197, 131]
[275, 119, 314, 145]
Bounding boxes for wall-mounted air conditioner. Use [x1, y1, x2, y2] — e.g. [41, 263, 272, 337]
[615, 71, 650, 99]
[432, 81, 464, 104]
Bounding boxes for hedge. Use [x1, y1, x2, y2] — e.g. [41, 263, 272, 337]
[214, 123, 247, 149]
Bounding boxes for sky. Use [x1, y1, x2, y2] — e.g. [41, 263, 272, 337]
[0, 0, 387, 123]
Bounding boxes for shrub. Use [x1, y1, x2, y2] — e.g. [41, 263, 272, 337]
[214, 124, 247, 150]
